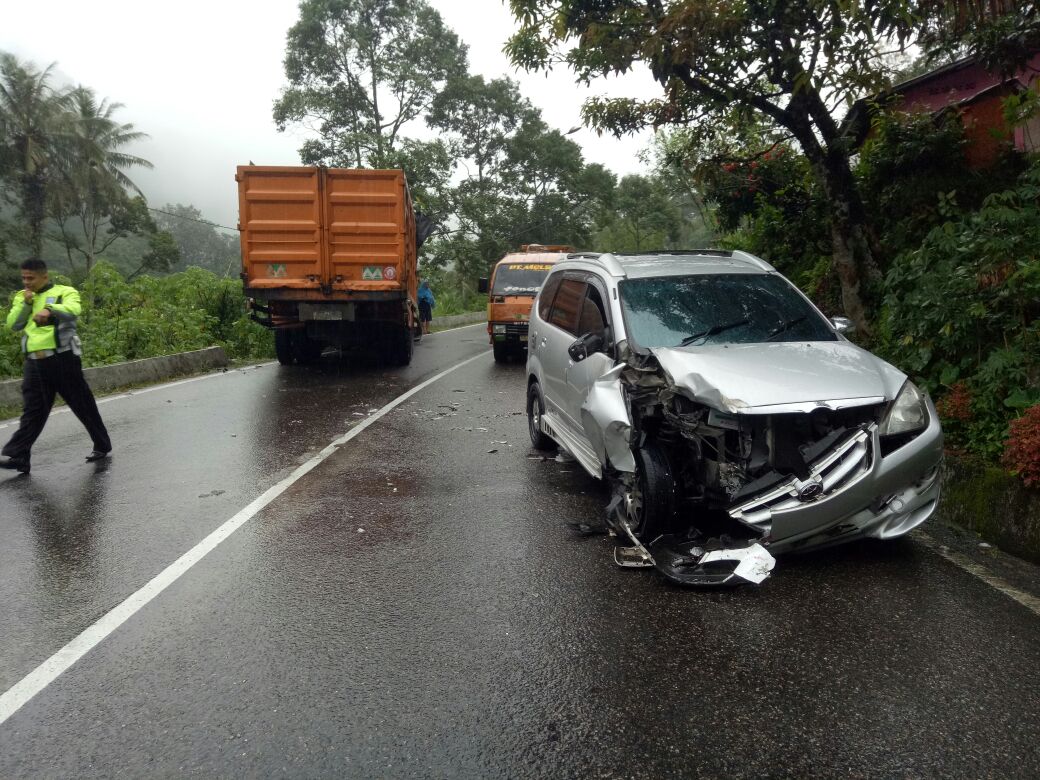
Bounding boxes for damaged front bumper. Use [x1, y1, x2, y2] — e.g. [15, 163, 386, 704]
[730, 407, 943, 555]
[602, 400, 942, 587]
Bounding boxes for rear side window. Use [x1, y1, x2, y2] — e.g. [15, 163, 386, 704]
[538, 272, 565, 320]
[548, 278, 585, 334]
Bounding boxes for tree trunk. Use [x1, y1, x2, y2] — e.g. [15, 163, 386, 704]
[817, 150, 879, 337]
[22, 173, 46, 258]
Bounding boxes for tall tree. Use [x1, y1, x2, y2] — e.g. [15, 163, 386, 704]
[596, 174, 682, 252]
[274, 0, 468, 167]
[427, 75, 532, 186]
[0, 52, 69, 258]
[50, 86, 153, 272]
[506, 1, 927, 334]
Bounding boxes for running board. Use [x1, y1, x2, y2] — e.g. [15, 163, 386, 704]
[541, 410, 602, 478]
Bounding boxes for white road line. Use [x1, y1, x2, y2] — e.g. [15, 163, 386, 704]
[428, 321, 485, 335]
[0, 350, 490, 726]
[915, 530, 1040, 617]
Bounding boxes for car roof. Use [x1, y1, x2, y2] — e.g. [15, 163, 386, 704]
[554, 250, 775, 279]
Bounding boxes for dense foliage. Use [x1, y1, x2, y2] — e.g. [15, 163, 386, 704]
[880, 158, 1040, 459]
[0, 263, 272, 380]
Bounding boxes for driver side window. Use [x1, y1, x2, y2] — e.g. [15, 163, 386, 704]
[577, 284, 607, 336]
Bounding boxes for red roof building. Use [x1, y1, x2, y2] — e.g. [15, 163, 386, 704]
[887, 54, 1040, 167]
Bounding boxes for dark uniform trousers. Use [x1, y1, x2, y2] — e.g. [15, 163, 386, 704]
[1, 351, 111, 463]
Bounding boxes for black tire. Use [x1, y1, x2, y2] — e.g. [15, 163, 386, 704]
[493, 341, 510, 363]
[293, 331, 323, 364]
[390, 324, 414, 366]
[274, 329, 295, 365]
[527, 381, 556, 450]
[624, 442, 675, 540]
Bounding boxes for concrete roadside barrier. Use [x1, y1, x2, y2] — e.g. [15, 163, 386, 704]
[431, 312, 486, 331]
[939, 456, 1040, 565]
[0, 346, 229, 408]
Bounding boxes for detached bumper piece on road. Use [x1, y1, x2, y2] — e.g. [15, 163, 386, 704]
[644, 538, 776, 586]
[606, 493, 777, 587]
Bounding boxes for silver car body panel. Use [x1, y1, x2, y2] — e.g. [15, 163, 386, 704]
[580, 364, 635, 473]
[650, 342, 906, 413]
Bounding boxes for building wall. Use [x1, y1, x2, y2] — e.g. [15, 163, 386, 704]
[897, 54, 1040, 164]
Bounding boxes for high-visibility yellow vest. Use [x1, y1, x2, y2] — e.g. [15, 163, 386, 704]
[5, 283, 83, 355]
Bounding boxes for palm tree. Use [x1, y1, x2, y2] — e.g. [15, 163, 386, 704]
[0, 52, 70, 258]
[51, 86, 153, 271]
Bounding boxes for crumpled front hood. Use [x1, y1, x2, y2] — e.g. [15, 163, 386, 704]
[650, 341, 906, 414]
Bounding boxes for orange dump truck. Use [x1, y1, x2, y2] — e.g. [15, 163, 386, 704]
[237, 165, 423, 366]
[478, 244, 573, 362]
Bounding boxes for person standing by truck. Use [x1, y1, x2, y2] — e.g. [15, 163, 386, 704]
[418, 277, 435, 335]
[0, 259, 111, 474]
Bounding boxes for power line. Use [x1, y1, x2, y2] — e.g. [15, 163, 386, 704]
[147, 206, 238, 233]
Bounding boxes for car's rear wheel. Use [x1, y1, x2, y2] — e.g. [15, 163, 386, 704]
[623, 442, 675, 540]
[527, 381, 556, 450]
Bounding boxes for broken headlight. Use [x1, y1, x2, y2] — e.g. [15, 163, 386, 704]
[880, 381, 929, 437]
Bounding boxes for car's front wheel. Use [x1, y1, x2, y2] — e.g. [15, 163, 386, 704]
[527, 381, 556, 450]
[622, 442, 675, 540]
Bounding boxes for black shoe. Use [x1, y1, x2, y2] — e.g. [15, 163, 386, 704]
[85, 450, 110, 462]
[0, 456, 30, 473]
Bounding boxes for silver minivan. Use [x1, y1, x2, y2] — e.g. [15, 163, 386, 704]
[526, 250, 944, 586]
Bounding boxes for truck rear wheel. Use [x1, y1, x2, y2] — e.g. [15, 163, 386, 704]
[274, 329, 295, 365]
[493, 341, 510, 363]
[390, 325, 414, 366]
[292, 331, 324, 364]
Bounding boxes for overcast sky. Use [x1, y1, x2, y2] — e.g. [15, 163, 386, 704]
[1, 0, 659, 232]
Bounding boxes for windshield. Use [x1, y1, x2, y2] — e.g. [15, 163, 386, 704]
[492, 263, 554, 296]
[618, 274, 836, 348]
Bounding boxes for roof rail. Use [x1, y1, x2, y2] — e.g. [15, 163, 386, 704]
[612, 248, 775, 271]
[614, 249, 733, 258]
[566, 252, 601, 260]
[728, 250, 774, 271]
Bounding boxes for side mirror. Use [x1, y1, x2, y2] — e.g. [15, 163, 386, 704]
[830, 316, 854, 335]
[477, 277, 488, 294]
[568, 332, 605, 362]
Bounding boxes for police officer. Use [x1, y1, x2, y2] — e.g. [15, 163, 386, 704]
[0, 259, 111, 474]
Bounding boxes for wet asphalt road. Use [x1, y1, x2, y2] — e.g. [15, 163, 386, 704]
[1, 323, 1039, 778]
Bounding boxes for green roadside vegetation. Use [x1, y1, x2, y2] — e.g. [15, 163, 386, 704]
[0, 263, 273, 381]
